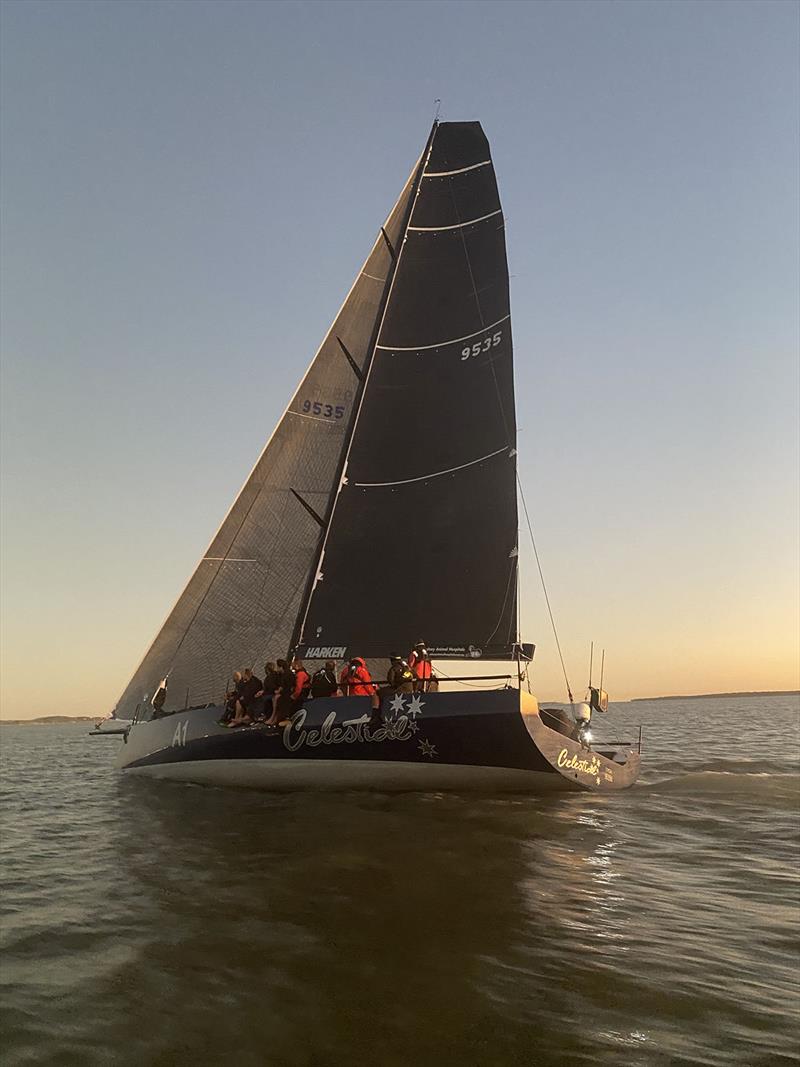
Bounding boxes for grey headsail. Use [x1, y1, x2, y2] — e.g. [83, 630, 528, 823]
[296, 122, 519, 662]
[112, 157, 422, 718]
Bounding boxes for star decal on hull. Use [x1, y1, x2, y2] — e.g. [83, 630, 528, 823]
[418, 738, 437, 759]
[407, 695, 425, 718]
[388, 693, 407, 715]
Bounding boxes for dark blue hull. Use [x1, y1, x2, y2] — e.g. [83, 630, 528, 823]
[114, 689, 640, 793]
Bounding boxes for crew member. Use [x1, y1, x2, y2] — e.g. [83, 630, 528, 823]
[340, 657, 375, 697]
[388, 656, 415, 693]
[311, 661, 339, 698]
[254, 662, 279, 720]
[221, 671, 244, 724]
[265, 659, 295, 726]
[228, 667, 262, 726]
[371, 656, 415, 712]
[408, 641, 433, 692]
[291, 658, 311, 708]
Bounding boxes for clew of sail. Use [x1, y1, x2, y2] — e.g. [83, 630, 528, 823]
[297, 122, 519, 662]
[112, 160, 421, 718]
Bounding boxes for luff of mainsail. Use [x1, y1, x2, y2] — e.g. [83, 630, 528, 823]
[113, 156, 422, 718]
[297, 122, 519, 662]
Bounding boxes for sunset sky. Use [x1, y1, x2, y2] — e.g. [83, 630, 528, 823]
[1, 0, 798, 718]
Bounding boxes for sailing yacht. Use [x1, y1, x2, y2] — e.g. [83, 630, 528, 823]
[109, 120, 640, 792]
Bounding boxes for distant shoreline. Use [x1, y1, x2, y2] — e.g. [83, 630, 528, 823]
[2, 691, 798, 722]
[0, 716, 98, 725]
[629, 690, 799, 702]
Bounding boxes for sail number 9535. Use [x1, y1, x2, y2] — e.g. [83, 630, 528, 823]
[302, 400, 345, 419]
[461, 330, 503, 361]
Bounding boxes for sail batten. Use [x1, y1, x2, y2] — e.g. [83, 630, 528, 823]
[375, 314, 511, 352]
[352, 446, 510, 488]
[423, 159, 492, 178]
[408, 208, 503, 233]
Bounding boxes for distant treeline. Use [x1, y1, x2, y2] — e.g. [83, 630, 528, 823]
[0, 716, 98, 725]
[631, 691, 800, 702]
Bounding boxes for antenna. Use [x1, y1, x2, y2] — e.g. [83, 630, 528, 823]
[433, 98, 442, 121]
[599, 649, 605, 692]
[588, 641, 594, 688]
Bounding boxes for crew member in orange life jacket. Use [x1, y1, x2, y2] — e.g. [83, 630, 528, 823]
[408, 641, 433, 692]
[291, 658, 311, 707]
[340, 657, 375, 696]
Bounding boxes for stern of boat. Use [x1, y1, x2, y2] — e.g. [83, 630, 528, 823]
[519, 690, 641, 791]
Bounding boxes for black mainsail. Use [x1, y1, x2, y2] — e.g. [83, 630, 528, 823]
[296, 122, 519, 661]
[114, 121, 518, 718]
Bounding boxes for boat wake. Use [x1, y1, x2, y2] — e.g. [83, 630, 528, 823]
[644, 768, 799, 806]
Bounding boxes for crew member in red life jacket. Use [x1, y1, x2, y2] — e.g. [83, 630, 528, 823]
[408, 641, 433, 692]
[340, 657, 375, 697]
[291, 658, 311, 707]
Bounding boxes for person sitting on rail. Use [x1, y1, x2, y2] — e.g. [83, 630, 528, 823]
[265, 659, 296, 727]
[227, 667, 262, 727]
[340, 657, 375, 697]
[253, 661, 279, 720]
[291, 658, 311, 708]
[310, 660, 340, 698]
[221, 670, 244, 724]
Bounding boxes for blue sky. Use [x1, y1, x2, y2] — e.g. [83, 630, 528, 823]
[1, 0, 798, 715]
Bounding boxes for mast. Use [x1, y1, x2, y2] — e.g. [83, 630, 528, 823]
[288, 120, 439, 658]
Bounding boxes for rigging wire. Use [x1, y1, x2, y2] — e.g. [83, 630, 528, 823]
[516, 473, 574, 704]
[429, 666, 509, 691]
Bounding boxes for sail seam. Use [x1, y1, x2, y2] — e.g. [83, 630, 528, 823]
[408, 209, 502, 233]
[423, 160, 491, 178]
[354, 446, 509, 488]
[376, 314, 510, 352]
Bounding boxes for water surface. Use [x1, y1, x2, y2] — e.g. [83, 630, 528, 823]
[1, 695, 798, 1065]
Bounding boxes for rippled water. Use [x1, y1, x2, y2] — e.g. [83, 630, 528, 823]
[1, 695, 798, 1066]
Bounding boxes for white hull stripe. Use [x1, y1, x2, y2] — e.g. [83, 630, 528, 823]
[354, 446, 509, 488]
[408, 209, 502, 233]
[376, 314, 510, 352]
[422, 159, 492, 178]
